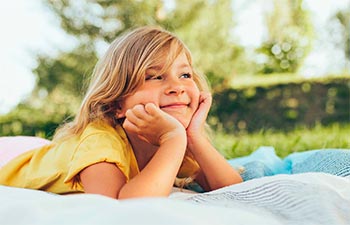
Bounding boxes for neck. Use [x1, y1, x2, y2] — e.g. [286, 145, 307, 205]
[125, 131, 158, 171]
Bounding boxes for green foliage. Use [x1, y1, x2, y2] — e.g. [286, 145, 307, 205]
[25, 44, 98, 138]
[333, 6, 350, 63]
[210, 76, 350, 133]
[34, 43, 98, 96]
[0, 103, 68, 139]
[0, 86, 81, 139]
[256, 39, 305, 74]
[256, 0, 313, 74]
[45, 0, 166, 42]
[173, 0, 246, 89]
[213, 123, 350, 159]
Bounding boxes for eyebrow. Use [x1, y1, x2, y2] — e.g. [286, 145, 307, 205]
[148, 66, 162, 70]
[148, 64, 191, 71]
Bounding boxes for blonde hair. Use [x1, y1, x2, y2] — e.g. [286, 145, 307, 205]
[53, 26, 210, 141]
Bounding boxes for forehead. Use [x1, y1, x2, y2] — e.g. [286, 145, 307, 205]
[147, 52, 191, 72]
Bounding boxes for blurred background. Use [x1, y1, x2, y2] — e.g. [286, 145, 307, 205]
[0, 0, 349, 158]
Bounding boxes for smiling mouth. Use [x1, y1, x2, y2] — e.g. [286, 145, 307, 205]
[160, 103, 189, 109]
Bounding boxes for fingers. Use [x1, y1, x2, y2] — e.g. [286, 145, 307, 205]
[123, 104, 147, 133]
[144, 102, 158, 115]
[125, 107, 141, 125]
[122, 102, 185, 146]
[199, 92, 212, 109]
[126, 104, 154, 122]
[195, 92, 212, 119]
[123, 103, 159, 132]
[186, 92, 212, 135]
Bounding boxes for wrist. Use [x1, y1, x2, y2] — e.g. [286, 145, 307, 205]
[160, 128, 187, 146]
[187, 135, 209, 152]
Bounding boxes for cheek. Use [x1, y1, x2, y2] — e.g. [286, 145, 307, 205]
[190, 85, 200, 106]
[117, 92, 159, 118]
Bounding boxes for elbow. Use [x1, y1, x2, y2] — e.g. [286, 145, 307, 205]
[229, 171, 244, 186]
[209, 173, 243, 191]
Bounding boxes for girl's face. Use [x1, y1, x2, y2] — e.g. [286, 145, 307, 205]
[117, 52, 200, 128]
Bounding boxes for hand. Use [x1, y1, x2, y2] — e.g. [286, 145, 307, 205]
[123, 103, 186, 146]
[186, 91, 212, 139]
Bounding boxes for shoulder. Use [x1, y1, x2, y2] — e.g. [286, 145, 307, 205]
[81, 121, 128, 144]
[64, 122, 136, 185]
[72, 121, 129, 156]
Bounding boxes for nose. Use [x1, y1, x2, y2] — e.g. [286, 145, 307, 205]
[165, 78, 185, 95]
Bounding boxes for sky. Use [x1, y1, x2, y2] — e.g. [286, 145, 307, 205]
[0, 0, 349, 115]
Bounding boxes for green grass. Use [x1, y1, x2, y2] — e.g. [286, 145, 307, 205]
[213, 123, 350, 159]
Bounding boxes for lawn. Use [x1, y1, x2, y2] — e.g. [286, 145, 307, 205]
[213, 123, 350, 159]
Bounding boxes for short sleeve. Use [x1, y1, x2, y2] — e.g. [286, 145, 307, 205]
[64, 132, 133, 186]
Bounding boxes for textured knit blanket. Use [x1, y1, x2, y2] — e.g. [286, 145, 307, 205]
[1, 172, 349, 225]
[1, 138, 350, 225]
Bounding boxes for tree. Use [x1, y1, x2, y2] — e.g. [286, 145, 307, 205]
[331, 7, 350, 71]
[173, 0, 245, 90]
[256, 0, 314, 74]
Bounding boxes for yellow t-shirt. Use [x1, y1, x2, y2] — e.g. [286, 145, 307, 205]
[0, 121, 199, 194]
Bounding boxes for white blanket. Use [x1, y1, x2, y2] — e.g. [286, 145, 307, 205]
[1, 172, 350, 225]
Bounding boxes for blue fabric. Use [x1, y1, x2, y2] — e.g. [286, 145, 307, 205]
[227, 146, 289, 181]
[228, 147, 350, 181]
[283, 150, 321, 172]
[236, 161, 274, 181]
[285, 149, 350, 177]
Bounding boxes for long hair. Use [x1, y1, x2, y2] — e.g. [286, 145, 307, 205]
[53, 26, 210, 141]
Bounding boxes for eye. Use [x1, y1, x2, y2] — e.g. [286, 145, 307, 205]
[180, 73, 192, 79]
[145, 75, 163, 81]
[155, 75, 163, 80]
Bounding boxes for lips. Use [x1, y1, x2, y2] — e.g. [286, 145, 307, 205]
[160, 102, 189, 109]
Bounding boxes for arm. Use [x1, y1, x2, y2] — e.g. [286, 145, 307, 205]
[80, 103, 187, 199]
[187, 92, 243, 191]
[118, 135, 186, 199]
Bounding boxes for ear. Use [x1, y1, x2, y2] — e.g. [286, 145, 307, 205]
[115, 103, 126, 118]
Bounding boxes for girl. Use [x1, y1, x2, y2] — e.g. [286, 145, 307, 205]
[0, 26, 242, 199]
